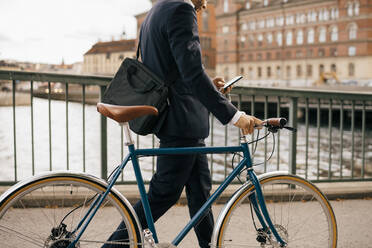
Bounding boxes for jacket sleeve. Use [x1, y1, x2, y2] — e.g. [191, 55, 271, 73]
[166, 3, 237, 125]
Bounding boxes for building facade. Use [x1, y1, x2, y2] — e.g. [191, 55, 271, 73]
[215, 0, 372, 86]
[83, 39, 136, 75]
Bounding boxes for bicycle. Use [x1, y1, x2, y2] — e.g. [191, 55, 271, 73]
[0, 102, 337, 248]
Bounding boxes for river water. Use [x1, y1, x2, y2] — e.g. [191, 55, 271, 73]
[0, 98, 371, 182]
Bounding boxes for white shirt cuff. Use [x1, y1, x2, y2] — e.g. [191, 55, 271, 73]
[229, 111, 244, 125]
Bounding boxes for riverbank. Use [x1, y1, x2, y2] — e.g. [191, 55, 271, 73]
[0, 92, 30, 106]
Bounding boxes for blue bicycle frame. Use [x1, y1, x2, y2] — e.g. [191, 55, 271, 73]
[68, 139, 287, 247]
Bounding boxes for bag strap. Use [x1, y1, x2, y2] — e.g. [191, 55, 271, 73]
[136, 29, 179, 87]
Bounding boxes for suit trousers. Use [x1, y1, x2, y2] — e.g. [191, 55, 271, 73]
[103, 138, 214, 248]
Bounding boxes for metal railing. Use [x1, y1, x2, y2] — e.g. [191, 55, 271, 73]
[0, 69, 371, 185]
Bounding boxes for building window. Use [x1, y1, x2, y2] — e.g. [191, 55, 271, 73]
[276, 16, 284, 26]
[246, 0, 251, 9]
[258, 34, 263, 46]
[240, 67, 245, 74]
[307, 49, 313, 57]
[276, 66, 281, 78]
[286, 31, 293, 46]
[286, 15, 294, 25]
[307, 64, 313, 77]
[276, 51, 281, 59]
[258, 67, 262, 78]
[248, 53, 253, 60]
[248, 35, 254, 46]
[348, 46, 356, 56]
[267, 33, 273, 44]
[106, 52, 111, 59]
[296, 30, 304, 45]
[347, 2, 360, 16]
[296, 65, 302, 77]
[318, 48, 325, 57]
[259, 20, 265, 29]
[257, 53, 262, 60]
[319, 9, 324, 21]
[331, 8, 339, 19]
[307, 28, 314, 44]
[348, 63, 355, 76]
[267, 18, 275, 28]
[248, 67, 253, 78]
[354, 2, 360, 15]
[222, 26, 229, 33]
[267, 66, 271, 77]
[249, 21, 256, 30]
[349, 23, 357, 40]
[319, 27, 326, 43]
[224, 0, 229, 13]
[330, 47, 337, 57]
[347, 2, 353, 16]
[330, 26, 338, 41]
[286, 51, 291, 58]
[224, 67, 229, 80]
[331, 64, 337, 72]
[276, 32, 283, 46]
[264, 0, 269, 6]
[202, 11, 209, 31]
[323, 9, 329, 21]
[240, 36, 246, 48]
[319, 64, 325, 75]
[286, 65, 291, 78]
[266, 52, 272, 60]
[296, 50, 303, 58]
[241, 23, 248, 30]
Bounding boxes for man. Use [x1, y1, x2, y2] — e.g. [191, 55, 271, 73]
[104, 0, 262, 247]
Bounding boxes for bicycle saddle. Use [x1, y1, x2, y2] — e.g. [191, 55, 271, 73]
[97, 103, 158, 123]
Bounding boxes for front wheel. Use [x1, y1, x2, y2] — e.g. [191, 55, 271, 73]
[212, 172, 337, 248]
[0, 172, 143, 248]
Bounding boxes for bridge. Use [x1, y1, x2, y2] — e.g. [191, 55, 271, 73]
[0, 69, 371, 185]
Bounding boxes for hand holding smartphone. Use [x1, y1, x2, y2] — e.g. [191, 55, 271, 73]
[220, 76, 243, 92]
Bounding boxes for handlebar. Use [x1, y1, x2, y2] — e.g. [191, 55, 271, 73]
[256, 118, 296, 133]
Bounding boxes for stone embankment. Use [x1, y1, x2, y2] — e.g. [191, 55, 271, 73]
[0, 92, 30, 106]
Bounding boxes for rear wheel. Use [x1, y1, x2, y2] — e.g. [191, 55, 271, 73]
[213, 174, 337, 247]
[0, 173, 142, 248]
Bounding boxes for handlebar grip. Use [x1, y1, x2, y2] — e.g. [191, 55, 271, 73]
[265, 118, 287, 127]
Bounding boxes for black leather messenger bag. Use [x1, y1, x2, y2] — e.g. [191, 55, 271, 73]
[102, 39, 178, 135]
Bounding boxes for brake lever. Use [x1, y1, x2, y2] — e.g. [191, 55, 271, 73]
[283, 126, 297, 132]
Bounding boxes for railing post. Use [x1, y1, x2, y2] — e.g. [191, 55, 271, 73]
[100, 86, 108, 180]
[289, 97, 298, 175]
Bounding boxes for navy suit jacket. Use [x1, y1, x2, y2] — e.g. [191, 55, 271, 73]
[139, 0, 237, 139]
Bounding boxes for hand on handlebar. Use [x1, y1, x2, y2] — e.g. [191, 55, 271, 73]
[234, 113, 264, 135]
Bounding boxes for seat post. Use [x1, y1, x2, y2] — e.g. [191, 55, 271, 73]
[120, 122, 134, 146]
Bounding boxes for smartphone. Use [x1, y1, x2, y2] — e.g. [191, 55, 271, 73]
[222, 76, 243, 90]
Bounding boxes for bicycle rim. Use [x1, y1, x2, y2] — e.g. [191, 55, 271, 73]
[215, 175, 337, 248]
[0, 175, 142, 248]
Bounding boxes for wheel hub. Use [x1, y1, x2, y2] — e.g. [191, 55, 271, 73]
[256, 224, 288, 247]
[44, 223, 79, 248]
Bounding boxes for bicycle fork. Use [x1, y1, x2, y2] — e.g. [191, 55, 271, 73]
[247, 169, 287, 247]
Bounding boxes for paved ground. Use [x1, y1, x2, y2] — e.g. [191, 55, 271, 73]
[1, 181, 372, 247]
[155, 199, 372, 248]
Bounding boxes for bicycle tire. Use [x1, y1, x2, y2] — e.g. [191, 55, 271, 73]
[212, 172, 337, 248]
[0, 172, 143, 248]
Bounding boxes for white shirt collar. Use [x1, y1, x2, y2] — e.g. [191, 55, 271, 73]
[184, 0, 195, 8]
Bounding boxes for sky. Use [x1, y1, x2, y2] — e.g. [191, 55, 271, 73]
[0, 0, 152, 64]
